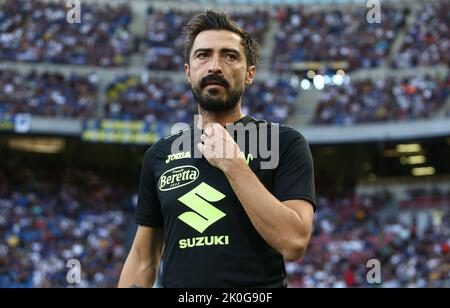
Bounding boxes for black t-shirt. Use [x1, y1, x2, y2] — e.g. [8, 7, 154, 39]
[135, 116, 316, 288]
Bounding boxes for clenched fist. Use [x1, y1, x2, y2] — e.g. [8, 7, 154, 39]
[197, 122, 246, 173]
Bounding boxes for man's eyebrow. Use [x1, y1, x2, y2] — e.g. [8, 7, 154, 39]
[193, 48, 212, 55]
[221, 48, 241, 55]
[193, 48, 241, 55]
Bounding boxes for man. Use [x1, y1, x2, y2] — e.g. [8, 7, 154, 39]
[118, 10, 316, 288]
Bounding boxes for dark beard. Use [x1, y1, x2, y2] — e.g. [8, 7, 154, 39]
[192, 86, 242, 113]
[191, 74, 243, 113]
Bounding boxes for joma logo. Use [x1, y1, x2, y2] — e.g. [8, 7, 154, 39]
[166, 151, 191, 164]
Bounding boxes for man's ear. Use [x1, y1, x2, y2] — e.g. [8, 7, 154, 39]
[184, 63, 191, 83]
[245, 66, 256, 85]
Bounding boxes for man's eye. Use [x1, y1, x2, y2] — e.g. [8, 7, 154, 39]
[197, 53, 208, 59]
[225, 54, 237, 60]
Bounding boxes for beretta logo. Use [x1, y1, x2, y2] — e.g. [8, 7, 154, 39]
[158, 165, 199, 191]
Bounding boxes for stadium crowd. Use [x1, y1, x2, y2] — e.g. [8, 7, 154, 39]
[313, 73, 450, 125]
[105, 74, 195, 124]
[272, 6, 407, 72]
[286, 192, 450, 287]
[0, 2, 448, 125]
[393, 1, 449, 69]
[0, 69, 98, 118]
[0, 0, 133, 67]
[0, 168, 134, 288]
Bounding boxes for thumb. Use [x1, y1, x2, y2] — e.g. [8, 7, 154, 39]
[196, 114, 203, 130]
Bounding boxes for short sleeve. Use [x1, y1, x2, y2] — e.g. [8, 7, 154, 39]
[272, 128, 317, 210]
[135, 146, 164, 227]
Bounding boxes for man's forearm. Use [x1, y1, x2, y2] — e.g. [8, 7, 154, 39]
[118, 254, 158, 288]
[223, 160, 308, 260]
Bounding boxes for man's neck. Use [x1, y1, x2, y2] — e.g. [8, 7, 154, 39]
[197, 107, 245, 128]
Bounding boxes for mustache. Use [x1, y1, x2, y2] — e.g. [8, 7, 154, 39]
[200, 74, 229, 89]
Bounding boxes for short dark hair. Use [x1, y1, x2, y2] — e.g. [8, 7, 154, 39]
[183, 10, 261, 67]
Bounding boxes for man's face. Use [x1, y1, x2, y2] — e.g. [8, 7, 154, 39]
[185, 30, 256, 113]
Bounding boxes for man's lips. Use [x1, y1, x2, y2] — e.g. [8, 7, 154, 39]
[204, 83, 225, 88]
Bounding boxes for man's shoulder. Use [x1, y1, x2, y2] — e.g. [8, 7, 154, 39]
[264, 122, 309, 154]
[254, 119, 305, 143]
[153, 125, 194, 148]
[163, 125, 193, 143]
[278, 124, 305, 142]
[142, 125, 194, 162]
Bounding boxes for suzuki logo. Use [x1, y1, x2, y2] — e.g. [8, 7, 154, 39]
[177, 182, 226, 233]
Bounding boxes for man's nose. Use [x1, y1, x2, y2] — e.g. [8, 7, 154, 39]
[208, 55, 223, 75]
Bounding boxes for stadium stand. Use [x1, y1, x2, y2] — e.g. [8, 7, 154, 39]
[0, 69, 98, 118]
[393, 1, 449, 69]
[0, 167, 134, 288]
[272, 5, 407, 72]
[287, 199, 449, 287]
[313, 72, 450, 125]
[0, 0, 133, 66]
